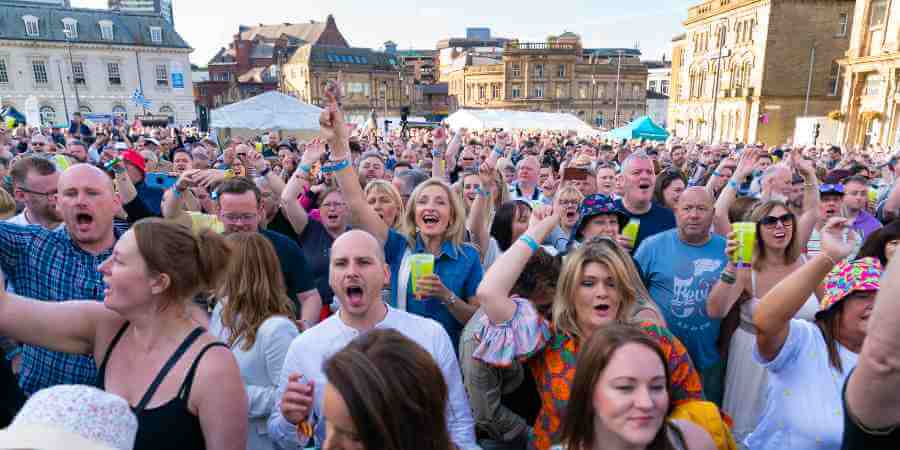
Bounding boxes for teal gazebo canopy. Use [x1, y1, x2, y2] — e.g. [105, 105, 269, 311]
[607, 116, 669, 141]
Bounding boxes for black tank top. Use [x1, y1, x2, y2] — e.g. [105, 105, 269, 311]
[97, 323, 225, 450]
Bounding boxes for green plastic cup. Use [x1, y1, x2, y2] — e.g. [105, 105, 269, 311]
[622, 218, 640, 248]
[732, 222, 756, 268]
[409, 253, 435, 297]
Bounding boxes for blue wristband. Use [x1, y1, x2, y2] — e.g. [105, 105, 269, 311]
[321, 159, 350, 173]
[519, 235, 540, 252]
[493, 145, 504, 157]
[171, 187, 183, 198]
[727, 179, 738, 190]
[299, 163, 312, 173]
[5, 347, 21, 361]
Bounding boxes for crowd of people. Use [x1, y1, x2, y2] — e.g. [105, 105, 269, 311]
[0, 88, 898, 450]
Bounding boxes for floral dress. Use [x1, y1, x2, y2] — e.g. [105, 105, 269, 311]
[473, 298, 704, 450]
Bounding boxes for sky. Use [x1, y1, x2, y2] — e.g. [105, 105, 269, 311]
[74, 0, 698, 66]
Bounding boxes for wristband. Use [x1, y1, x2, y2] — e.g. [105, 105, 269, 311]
[719, 270, 737, 285]
[442, 293, 459, 306]
[259, 166, 271, 177]
[712, 171, 722, 177]
[518, 235, 540, 253]
[171, 188, 183, 198]
[492, 145, 504, 157]
[431, 149, 444, 158]
[727, 179, 738, 190]
[5, 347, 21, 361]
[320, 159, 350, 173]
[299, 163, 312, 173]
[475, 186, 492, 197]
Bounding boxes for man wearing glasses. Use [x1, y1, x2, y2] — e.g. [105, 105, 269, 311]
[6, 157, 61, 230]
[27, 134, 49, 154]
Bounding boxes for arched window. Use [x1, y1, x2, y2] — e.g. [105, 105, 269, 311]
[78, 105, 91, 113]
[159, 105, 174, 116]
[39, 106, 55, 126]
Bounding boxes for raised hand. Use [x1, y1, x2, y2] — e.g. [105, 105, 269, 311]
[820, 217, 858, 263]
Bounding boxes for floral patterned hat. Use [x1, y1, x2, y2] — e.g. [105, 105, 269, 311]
[817, 256, 882, 319]
[570, 194, 629, 242]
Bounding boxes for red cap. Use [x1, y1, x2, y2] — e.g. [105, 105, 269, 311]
[121, 149, 146, 174]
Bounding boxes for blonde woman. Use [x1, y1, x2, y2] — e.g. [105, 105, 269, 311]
[365, 180, 404, 229]
[321, 96, 483, 349]
[474, 209, 703, 450]
[210, 232, 299, 450]
[544, 186, 584, 252]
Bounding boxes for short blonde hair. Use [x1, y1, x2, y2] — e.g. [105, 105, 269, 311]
[399, 178, 467, 249]
[0, 188, 15, 220]
[552, 238, 642, 341]
[365, 180, 404, 228]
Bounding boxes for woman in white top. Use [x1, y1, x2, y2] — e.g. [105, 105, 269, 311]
[748, 217, 879, 450]
[210, 232, 299, 450]
[706, 199, 821, 445]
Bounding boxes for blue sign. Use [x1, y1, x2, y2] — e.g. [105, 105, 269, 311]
[172, 73, 184, 89]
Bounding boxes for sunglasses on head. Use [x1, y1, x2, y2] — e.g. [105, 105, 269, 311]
[760, 213, 795, 227]
[820, 184, 845, 195]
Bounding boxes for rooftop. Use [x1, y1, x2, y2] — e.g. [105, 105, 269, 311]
[0, 0, 189, 48]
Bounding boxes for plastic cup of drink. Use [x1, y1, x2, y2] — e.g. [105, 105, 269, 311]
[732, 222, 756, 268]
[54, 154, 71, 172]
[622, 218, 640, 248]
[868, 188, 878, 206]
[255, 142, 263, 152]
[409, 253, 435, 297]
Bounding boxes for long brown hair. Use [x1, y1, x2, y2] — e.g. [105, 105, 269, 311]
[323, 329, 454, 450]
[220, 233, 295, 350]
[132, 218, 231, 310]
[747, 199, 801, 270]
[816, 302, 846, 372]
[561, 324, 684, 450]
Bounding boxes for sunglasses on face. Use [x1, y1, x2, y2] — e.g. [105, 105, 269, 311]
[760, 213, 795, 227]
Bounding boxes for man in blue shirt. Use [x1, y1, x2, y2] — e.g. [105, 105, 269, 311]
[0, 164, 125, 394]
[614, 150, 676, 252]
[635, 187, 728, 404]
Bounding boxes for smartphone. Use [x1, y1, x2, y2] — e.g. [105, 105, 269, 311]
[563, 167, 589, 181]
[144, 172, 178, 190]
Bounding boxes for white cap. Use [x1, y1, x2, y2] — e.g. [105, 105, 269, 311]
[0, 384, 138, 450]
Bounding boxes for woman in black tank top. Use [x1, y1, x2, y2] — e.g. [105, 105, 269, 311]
[0, 219, 248, 450]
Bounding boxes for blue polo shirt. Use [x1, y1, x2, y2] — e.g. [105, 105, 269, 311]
[384, 229, 483, 348]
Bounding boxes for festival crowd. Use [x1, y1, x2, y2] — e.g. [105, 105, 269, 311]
[0, 89, 898, 450]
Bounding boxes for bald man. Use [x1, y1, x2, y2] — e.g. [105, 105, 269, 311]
[0, 163, 125, 394]
[269, 230, 479, 450]
[635, 187, 729, 404]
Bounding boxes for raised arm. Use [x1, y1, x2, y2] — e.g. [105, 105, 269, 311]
[161, 170, 201, 229]
[466, 162, 496, 261]
[321, 87, 389, 243]
[476, 206, 559, 324]
[713, 151, 754, 236]
[793, 151, 819, 247]
[279, 142, 324, 237]
[845, 249, 900, 428]
[705, 231, 749, 318]
[753, 217, 855, 361]
[431, 128, 449, 180]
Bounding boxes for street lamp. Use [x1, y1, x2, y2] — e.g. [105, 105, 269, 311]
[62, 28, 82, 113]
[709, 18, 728, 143]
[613, 49, 623, 128]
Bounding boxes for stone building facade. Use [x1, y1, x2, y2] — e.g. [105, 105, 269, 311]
[445, 32, 647, 128]
[669, 0, 854, 145]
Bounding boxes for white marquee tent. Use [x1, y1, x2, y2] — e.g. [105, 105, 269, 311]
[210, 91, 323, 140]
[445, 109, 598, 135]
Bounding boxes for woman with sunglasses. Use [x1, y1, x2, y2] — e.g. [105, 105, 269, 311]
[706, 199, 822, 444]
[474, 208, 703, 450]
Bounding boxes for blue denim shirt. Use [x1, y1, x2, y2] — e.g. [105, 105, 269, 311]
[384, 229, 484, 349]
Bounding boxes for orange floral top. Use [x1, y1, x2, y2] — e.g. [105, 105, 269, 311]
[472, 298, 704, 450]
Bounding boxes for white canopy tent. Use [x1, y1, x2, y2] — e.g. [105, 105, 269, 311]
[445, 109, 598, 135]
[210, 91, 323, 141]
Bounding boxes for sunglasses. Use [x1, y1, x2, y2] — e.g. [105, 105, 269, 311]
[820, 184, 845, 195]
[760, 213, 795, 227]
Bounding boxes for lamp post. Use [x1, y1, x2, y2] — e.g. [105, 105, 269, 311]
[614, 50, 623, 128]
[709, 19, 728, 143]
[63, 29, 82, 112]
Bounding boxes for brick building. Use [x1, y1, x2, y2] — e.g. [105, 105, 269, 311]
[669, 0, 854, 145]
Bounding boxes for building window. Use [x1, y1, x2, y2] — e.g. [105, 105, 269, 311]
[0, 58, 8, 84]
[649, 80, 658, 92]
[632, 84, 642, 98]
[23, 15, 39, 37]
[107, 62, 121, 85]
[79, 105, 91, 113]
[556, 85, 567, 98]
[159, 105, 174, 117]
[155, 64, 169, 87]
[511, 85, 521, 98]
[71, 61, 86, 85]
[534, 64, 544, 79]
[533, 84, 544, 98]
[557, 64, 566, 78]
[510, 63, 520, 78]
[598, 82, 607, 98]
[150, 27, 162, 43]
[62, 18, 78, 39]
[99, 21, 114, 41]
[579, 83, 588, 99]
[828, 63, 840, 96]
[492, 83, 501, 99]
[838, 13, 849, 36]
[870, 0, 888, 28]
[478, 85, 486, 99]
[661, 80, 670, 95]
[39, 106, 55, 126]
[32, 60, 48, 85]
[864, 73, 883, 96]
